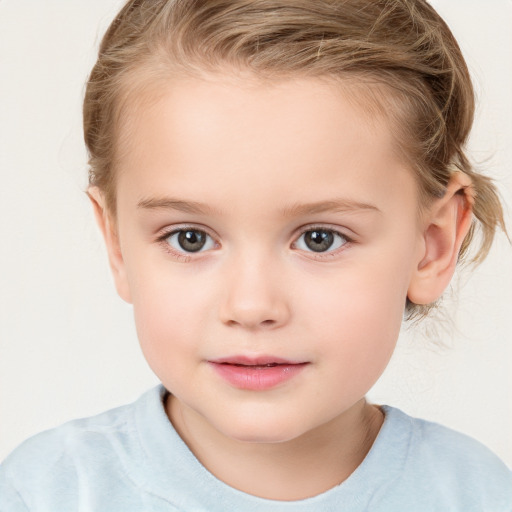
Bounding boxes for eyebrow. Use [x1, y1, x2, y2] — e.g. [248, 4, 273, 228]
[137, 196, 380, 217]
[137, 197, 218, 215]
[281, 199, 381, 217]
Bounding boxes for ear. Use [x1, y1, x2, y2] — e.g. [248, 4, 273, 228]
[88, 187, 132, 303]
[407, 172, 474, 305]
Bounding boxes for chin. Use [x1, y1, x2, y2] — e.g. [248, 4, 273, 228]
[214, 414, 310, 445]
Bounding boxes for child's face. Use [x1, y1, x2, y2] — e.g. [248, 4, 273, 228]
[109, 74, 425, 443]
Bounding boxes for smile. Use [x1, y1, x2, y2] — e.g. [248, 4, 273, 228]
[208, 356, 309, 391]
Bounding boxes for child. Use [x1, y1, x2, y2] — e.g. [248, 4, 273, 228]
[1, 0, 511, 510]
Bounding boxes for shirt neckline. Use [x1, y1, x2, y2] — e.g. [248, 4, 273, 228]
[132, 386, 411, 510]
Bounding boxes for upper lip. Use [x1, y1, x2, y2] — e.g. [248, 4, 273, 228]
[209, 355, 307, 366]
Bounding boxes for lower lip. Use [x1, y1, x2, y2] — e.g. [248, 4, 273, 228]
[209, 362, 308, 391]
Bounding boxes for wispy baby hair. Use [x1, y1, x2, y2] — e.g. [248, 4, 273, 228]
[84, 0, 505, 317]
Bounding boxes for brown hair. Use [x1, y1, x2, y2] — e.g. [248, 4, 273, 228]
[84, 0, 505, 317]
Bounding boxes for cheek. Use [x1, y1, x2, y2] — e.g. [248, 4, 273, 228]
[312, 290, 402, 400]
[298, 254, 411, 367]
[127, 265, 211, 370]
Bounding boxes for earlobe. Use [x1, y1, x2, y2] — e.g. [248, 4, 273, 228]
[87, 187, 132, 303]
[407, 172, 474, 305]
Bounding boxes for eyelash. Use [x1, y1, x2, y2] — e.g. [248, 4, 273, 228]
[156, 224, 353, 261]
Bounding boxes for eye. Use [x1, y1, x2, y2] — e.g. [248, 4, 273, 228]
[295, 228, 348, 253]
[165, 229, 215, 253]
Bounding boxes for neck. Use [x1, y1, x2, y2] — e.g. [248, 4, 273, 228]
[166, 395, 384, 501]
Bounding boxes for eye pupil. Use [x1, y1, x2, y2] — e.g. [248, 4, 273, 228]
[178, 230, 206, 252]
[305, 230, 334, 252]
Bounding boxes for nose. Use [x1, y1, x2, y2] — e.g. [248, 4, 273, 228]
[219, 254, 291, 330]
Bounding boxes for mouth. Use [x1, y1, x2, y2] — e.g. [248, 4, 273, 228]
[208, 356, 309, 390]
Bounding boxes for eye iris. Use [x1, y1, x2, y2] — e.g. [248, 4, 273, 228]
[304, 230, 334, 252]
[178, 230, 206, 252]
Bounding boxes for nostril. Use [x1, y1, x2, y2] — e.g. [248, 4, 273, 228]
[225, 318, 277, 328]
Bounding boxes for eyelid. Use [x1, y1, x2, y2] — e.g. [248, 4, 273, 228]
[156, 223, 219, 241]
[294, 223, 355, 240]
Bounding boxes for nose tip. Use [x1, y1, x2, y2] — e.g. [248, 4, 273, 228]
[219, 263, 290, 330]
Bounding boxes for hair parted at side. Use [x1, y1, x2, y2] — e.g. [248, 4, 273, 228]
[84, 0, 505, 318]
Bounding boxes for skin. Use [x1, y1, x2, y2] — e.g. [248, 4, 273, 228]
[90, 73, 473, 501]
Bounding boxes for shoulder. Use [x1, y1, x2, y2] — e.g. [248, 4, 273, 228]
[0, 386, 163, 509]
[380, 406, 512, 509]
[398, 408, 510, 477]
[2, 392, 139, 472]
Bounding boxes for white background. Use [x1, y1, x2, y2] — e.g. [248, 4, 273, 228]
[1, 1, 511, 466]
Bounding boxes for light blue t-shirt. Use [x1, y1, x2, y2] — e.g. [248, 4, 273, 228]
[1, 386, 511, 511]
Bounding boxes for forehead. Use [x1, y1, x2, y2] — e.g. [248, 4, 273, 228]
[114, 73, 417, 215]
[118, 71, 395, 145]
